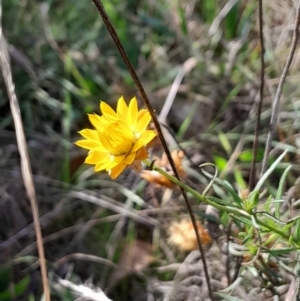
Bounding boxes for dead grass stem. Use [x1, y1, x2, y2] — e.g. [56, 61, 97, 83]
[0, 1, 50, 300]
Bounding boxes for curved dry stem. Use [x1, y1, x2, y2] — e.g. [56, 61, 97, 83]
[249, 0, 265, 190]
[91, 1, 214, 299]
[261, 1, 300, 175]
[0, 2, 50, 300]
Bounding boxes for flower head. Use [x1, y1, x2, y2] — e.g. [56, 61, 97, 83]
[75, 96, 156, 179]
[168, 219, 212, 252]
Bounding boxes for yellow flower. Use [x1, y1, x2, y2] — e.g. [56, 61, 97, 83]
[75, 96, 157, 179]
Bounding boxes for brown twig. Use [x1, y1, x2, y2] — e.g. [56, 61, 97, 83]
[249, 0, 265, 190]
[261, 1, 300, 176]
[91, 1, 214, 299]
[0, 2, 50, 301]
[225, 220, 232, 285]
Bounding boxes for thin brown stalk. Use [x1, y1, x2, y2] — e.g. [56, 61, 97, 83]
[225, 220, 232, 285]
[0, 2, 50, 300]
[249, 0, 265, 190]
[261, 1, 300, 176]
[91, 1, 214, 299]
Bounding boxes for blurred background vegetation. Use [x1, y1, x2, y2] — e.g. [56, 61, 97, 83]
[1, 0, 300, 300]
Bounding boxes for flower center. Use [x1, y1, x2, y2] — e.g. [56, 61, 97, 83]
[100, 122, 135, 156]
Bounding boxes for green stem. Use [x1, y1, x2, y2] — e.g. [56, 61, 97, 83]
[143, 160, 295, 244]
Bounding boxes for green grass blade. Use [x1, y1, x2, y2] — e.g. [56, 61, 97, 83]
[255, 150, 288, 191]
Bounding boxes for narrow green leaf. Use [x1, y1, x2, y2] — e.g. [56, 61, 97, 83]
[219, 132, 232, 154]
[255, 150, 288, 191]
[233, 167, 247, 189]
[275, 165, 292, 217]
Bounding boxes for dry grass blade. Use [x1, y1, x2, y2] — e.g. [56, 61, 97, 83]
[261, 0, 300, 175]
[158, 57, 197, 124]
[54, 253, 117, 270]
[70, 191, 159, 227]
[208, 0, 240, 37]
[0, 2, 50, 300]
[249, 0, 265, 190]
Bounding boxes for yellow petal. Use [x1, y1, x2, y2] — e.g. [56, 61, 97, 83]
[92, 144, 108, 152]
[111, 154, 126, 164]
[116, 96, 128, 120]
[135, 110, 151, 133]
[94, 156, 117, 171]
[131, 140, 144, 153]
[94, 162, 107, 172]
[88, 114, 105, 131]
[75, 139, 101, 150]
[85, 151, 108, 164]
[127, 97, 138, 125]
[109, 162, 127, 179]
[124, 152, 136, 165]
[137, 130, 157, 146]
[78, 129, 99, 141]
[130, 130, 156, 153]
[90, 153, 126, 172]
[100, 101, 117, 121]
[137, 109, 148, 120]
